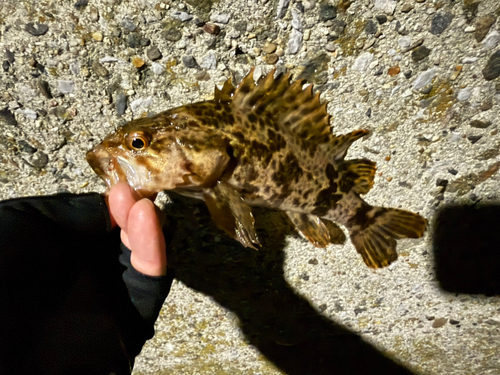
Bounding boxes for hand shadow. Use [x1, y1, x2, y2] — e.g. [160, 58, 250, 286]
[433, 203, 500, 295]
[162, 193, 417, 375]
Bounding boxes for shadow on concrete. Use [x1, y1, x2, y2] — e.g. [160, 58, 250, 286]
[433, 203, 500, 295]
[163, 193, 417, 375]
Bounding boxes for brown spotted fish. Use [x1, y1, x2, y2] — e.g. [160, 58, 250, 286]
[87, 68, 427, 268]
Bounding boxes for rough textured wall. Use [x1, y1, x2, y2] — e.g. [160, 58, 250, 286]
[1, 0, 500, 374]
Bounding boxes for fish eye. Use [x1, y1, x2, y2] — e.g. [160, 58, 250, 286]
[132, 138, 145, 149]
[128, 132, 150, 150]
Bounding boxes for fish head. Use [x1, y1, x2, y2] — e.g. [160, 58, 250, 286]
[87, 112, 231, 195]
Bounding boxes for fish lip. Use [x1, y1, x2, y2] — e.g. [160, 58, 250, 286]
[86, 144, 127, 189]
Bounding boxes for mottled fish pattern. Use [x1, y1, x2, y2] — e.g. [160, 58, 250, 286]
[87, 68, 427, 268]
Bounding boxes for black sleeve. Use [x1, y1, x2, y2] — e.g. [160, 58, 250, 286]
[0, 192, 173, 374]
[0, 192, 113, 233]
[119, 244, 175, 325]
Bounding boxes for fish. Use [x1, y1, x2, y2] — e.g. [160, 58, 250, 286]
[87, 68, 427, 268]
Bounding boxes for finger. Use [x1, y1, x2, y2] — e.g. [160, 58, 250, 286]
[120, 230, 131, 250]
[108, 183, 140, 231]
[127, 198, 167, 276]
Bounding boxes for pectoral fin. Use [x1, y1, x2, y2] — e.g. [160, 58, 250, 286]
[203, 182, 260, 249]
[286, 212, 331, 248]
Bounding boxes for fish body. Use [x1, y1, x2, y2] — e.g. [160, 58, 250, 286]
[87, 68, 427, 268]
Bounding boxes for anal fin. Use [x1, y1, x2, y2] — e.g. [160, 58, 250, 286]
[322, 219, 347, 245]
[203, 181, 260, 249]
[287, 212, 331, 248]
[339, 159, 377, 194]
[349, 206, 427, 268]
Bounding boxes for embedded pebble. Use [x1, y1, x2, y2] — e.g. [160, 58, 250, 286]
[200, 52, 217, 70]
[15, 108, 37, 120]
[412, 68, 437, 90]
[398, 36, 411, 49]
[331, 19, 346, 36]
[450, 65, 462, 81]
[74, 0, 89, 10]
[151, 62, 166, 75]
[470, 120, 492, 129]
[130, 97, 153, 113]
[132, 57, 145, 68]
[303, 0, 315, 11]
[116, 93, 127, 115]
[25, 23, 49, 36]
[325, 42, 336, 52]
[365, 20, 378, 35]
[121, 18, 136, 31]
[401, 3, 413, 13]
[182, 55, 200, 69]
[58, 80, 75, 94]
[81, 67, 90, 77]
[264, 53, 279, 65]
[432, 318, 448, 328]
[18, 140, 37, 154]
[467, 135, 482, 144]
[376, 15, 387, 24]
[396, 21, 409, 36]
[227, 30, 240, 39]
[99, 56, 121, 64]
[128, 33, 150, 49]
[412, 46, 431, 62]
[373, 0, 396, 15]
[482, 50, 500, 81]
[89, 6, 99, 22]
[171, 11, 193, 22]
[203, 23, 220, 35]
[388, 66, 400, 77]
[277, 0, 292, 19]
[482, 31, 500, 50]
[263, 42, 277, 54]
[291, 9, 302, 31]
[92, 32, 103, 42]
[92, 61, 110, 77]
[475, 15, 497, 43]
[462, 57, 478, 64]
[210, 14, 230, 24]
[37, 80, 52, 98]
[163, 26, 182, 42]
[457, 88, 472, 101]
[319, 4, 337, 21]
[288, 29, 303, 55]
[28, 151, 49, 169]
[430, 12, 453, 35]
[352, 52, 374, 72]
[147, 46, 162, 61]
[70, 62, 80, 76]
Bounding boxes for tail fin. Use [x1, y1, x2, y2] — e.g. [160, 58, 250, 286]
[349, 207, 427, 268]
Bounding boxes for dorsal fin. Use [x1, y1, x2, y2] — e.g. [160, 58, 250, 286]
[227, 68, 333, 147]
[214, 76, 236, 102]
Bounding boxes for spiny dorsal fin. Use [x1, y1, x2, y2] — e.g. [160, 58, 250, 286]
[318, 130, 371, 161]
[214, 76, 236, 102]
[228, 68, 332, 147]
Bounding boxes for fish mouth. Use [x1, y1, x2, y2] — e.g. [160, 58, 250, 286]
[86, 144, 153, 196]
[86, 144, 127, 191]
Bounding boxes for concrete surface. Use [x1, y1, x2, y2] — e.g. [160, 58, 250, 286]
[1, 0, 500, 374]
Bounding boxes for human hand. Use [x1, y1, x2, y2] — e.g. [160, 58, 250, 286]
[107, 183, 167, 276]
